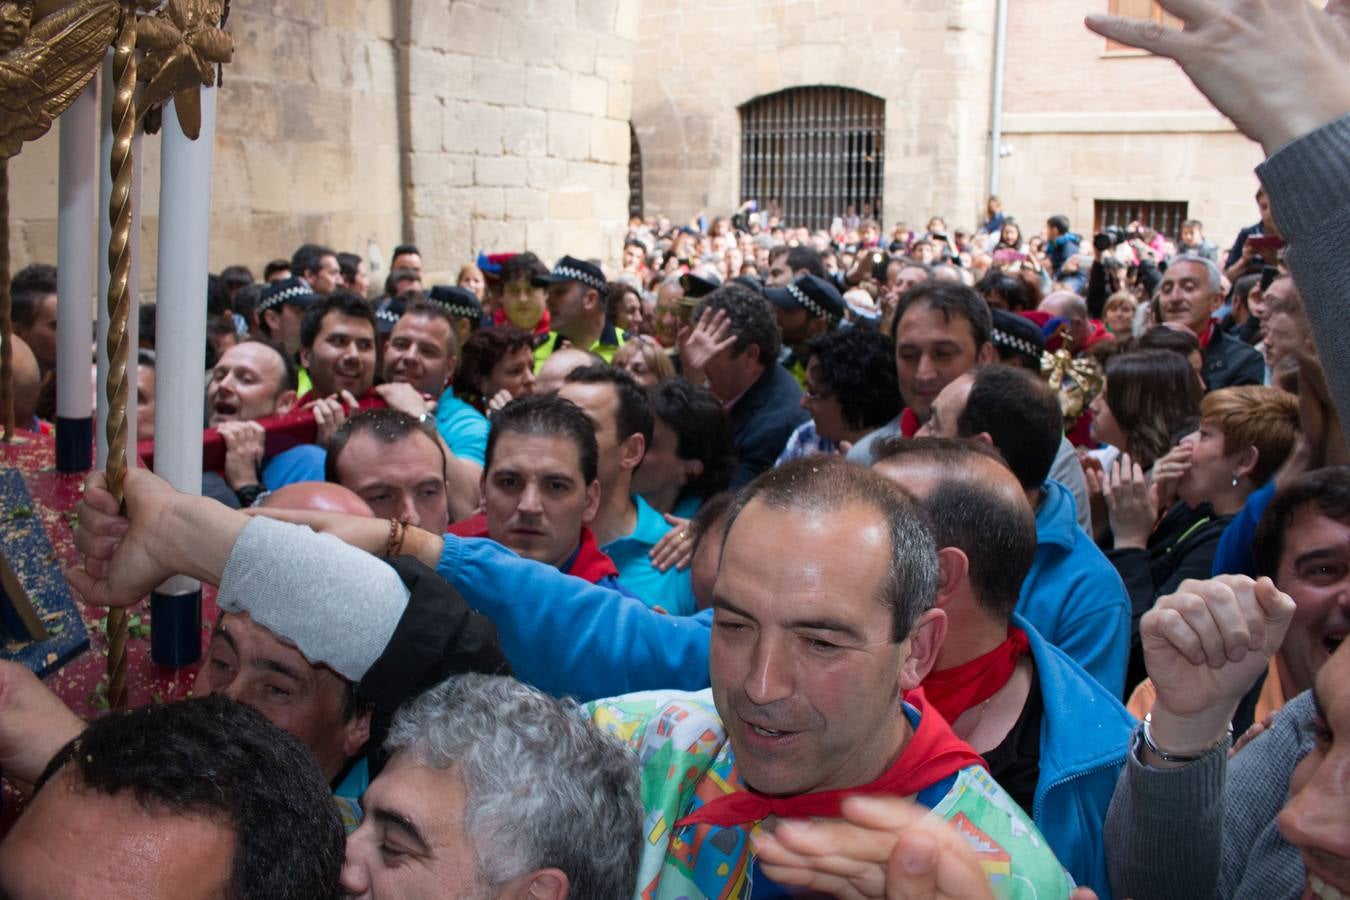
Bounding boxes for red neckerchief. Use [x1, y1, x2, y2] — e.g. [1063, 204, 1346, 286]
[674, 690, 985, 828]
[490, 306, 551, 337]
[901, 407, 921, 437]
[919, 626, 1031, 725]
[446, 516, 618, 584]
[565, 526, 620, 583]
[1197, 320, 1217, 350]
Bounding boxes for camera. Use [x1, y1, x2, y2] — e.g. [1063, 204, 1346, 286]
[1092, 226, 1129, 253]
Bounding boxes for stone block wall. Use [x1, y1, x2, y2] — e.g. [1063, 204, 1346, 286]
[631, 0, 997, 232]
[6, 0, 640, 297]
[402, 0, 639, 276]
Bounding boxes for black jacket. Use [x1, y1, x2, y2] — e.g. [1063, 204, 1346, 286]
[728, 363, 809, 488]
[1106, 502, 1233, 695]
[1203, 325, 1265, 390]
[357, 556, 510, 774]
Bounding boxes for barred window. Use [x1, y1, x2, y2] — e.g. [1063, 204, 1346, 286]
[1094, 199, 1190, 239]
[740, 86, 885, 232]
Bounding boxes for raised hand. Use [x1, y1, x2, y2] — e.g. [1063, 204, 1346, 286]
[648, 515, 693, 572]
[1101, 453, 1158, 549]
[1142, 575, 1295, 759]
[1084, 0, 1350, 155]
[68, 468, 183, 607]
[752, 795, 997, 900]
[217, 420, 266, 490]
[1149, 442, 1193, 512]
[678, 307, 737, 386]
[374, 381, 433, 419]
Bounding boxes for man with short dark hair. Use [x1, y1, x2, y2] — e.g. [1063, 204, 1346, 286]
[560, 366, 696, 614]
[1044, 215, 1082, 278]
[1176, 219, 1219, 262]
[378, 301, 488, 488]
[10, 262, 58, 418]
[1160, 254, 1265, 389]
[0, 695, 346, 900]
[847, 281, 997, 464]
[532, 255, 625, 365]
[326, 409, 452, 534]
[338, 251, 370, 296]
[872, 437, 1134, 895]
[298, 291, 378, 403]
[448, 394, 640, 595]
[390, 243, 422, 278]
[262, 258, 292, 283]
[685, 283, 808, 487]
[920, 364, 1129, 694]
[292, 243, 342, 296]
[764, 244, 825, 287]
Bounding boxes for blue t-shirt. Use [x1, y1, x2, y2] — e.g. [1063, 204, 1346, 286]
[263, 443, 327, 490]
[435, 389, 488, 467]
[602, 495, 698, 615]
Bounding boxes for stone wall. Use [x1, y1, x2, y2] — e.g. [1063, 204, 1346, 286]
[631, 0, 997, 232]
[8, 0, 402, 298]
[402, 0, 639, 274]
[6, 0, 640, 296]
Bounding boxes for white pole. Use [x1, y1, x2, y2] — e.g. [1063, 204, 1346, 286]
[149, 90, 215, 664]
[988, 0, 1009, 199]
[56, 83, 97, 472]
[154, 91, 213, 505]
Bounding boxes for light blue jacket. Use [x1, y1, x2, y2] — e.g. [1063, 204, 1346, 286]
[436, 534, 712, 701]
[1018, 613, 1136, 898]
[1019, 480, 1131, 697]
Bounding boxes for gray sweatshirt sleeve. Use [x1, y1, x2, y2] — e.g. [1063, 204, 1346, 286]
[1105, 728, 1227, 900]
[1257, 114, 1350, 433]
[1106, 692, 1317, 900]
[217, 517, 409, 682]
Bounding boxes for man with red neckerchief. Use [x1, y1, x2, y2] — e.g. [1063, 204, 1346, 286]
[586, 458, 1072, 898]
[447, 393, 642, 600]
[873, 437, 1135, 897]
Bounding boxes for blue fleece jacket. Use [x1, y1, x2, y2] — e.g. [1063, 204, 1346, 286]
[1019, 614, 1136, 898]
[1019, 480, 1131, 697]
[436, 534, 712, 701]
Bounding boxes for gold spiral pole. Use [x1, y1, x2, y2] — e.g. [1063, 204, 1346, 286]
[104, 5, 138, 713]
[1, 156, 12, 443]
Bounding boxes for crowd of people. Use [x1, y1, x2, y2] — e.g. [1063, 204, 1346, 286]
[0, 1, 1347, 898]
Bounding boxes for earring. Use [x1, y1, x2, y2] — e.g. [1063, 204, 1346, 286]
[1231, 476, 1239, 487]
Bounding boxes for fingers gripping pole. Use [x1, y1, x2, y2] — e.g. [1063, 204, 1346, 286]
[104, 6, 137, 713]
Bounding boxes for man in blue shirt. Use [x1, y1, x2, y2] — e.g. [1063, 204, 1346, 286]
[559, 365, 698, 614]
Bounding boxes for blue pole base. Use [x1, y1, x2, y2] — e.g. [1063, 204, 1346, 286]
[54, 416, 94, 473]
[149, 589, 202, 667]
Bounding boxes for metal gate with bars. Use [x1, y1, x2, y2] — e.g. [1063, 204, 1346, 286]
[1093, 199, 1190, 240]
[739, 86, 885, 232]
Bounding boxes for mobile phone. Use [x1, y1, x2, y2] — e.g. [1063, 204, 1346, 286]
[1247, 235, 1285, 254]
[1260, 265, 1280, 292]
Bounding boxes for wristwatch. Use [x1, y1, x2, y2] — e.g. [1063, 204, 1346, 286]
[1139, 713, 1232, 764]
